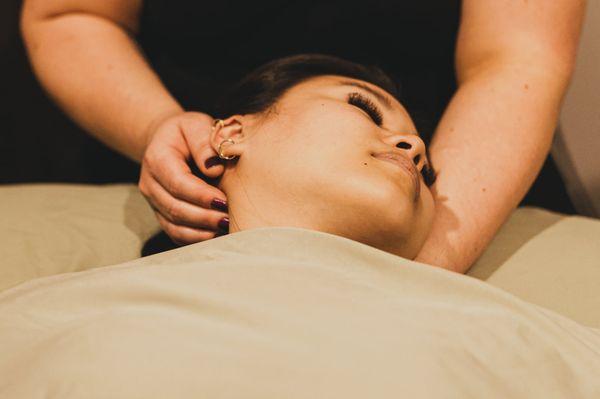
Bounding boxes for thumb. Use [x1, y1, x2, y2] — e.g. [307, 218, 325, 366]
[195, 145, 226, 179]
[179, 112, 226, 179]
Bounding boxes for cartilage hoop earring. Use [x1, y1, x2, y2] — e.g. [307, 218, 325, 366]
[212, 119, 225, 131]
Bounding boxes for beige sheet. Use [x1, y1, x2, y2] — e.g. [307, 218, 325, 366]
[0, 227, 599, 398]
[1, 183, 600, 330]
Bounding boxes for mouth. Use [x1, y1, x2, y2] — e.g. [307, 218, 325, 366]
[372, 152, 421, 196]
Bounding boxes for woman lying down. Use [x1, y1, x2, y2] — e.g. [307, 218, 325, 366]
[1, 54, 599, 398]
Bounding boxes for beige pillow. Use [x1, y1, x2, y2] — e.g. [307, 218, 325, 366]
[469, 206, 600, 328]
[0, 184, 160, 292]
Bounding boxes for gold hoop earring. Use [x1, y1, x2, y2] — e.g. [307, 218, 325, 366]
[218, 139, 237, 160]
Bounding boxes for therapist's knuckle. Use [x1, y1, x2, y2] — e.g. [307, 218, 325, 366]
[164, 223, 184, 244]
[138, 179, 150, 197]
[143, 145, 160, 165]
[169, 236, 185, 247]
[166, 176, 184, 198]
[195, 190, 212, 209]
[184, 111, 211, 125]
[165, 202, 184, 224]
[169, 234, 186, 246]
[157, 214, 175, 237]
[173, 229, 198, 246]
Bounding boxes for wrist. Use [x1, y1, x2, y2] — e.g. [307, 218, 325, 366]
[138, 106, 184, 160]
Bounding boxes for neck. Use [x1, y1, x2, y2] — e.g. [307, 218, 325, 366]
[219, 172, 422, 260]
[226, 194, 420, 260]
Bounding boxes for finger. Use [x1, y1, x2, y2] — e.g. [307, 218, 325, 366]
[193, 144, 226, 179]
[151, 148, 228, 209]
[154, 211, 219, 246]
[146, 176, 228, 230]
[179, 114, 226, 179]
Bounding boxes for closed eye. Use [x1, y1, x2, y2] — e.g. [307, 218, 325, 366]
[347, 92, 383, 126]
[347, 91, 438, 187]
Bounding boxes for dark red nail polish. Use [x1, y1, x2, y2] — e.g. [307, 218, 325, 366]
[211, 198, 228, 212]
[205, 156, 222, 169]
[218, 217, 229, 231]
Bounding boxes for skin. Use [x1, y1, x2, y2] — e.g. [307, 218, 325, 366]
[209, 75, 435, 259]
[414, 0, 586, 273]
[21, 0, 586, 271]
[20, 0, 230, 244]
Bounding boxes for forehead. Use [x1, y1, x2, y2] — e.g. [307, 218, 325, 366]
[282, 75, 416, 134]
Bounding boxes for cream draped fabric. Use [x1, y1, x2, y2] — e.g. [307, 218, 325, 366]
[0, 227, 599, 398]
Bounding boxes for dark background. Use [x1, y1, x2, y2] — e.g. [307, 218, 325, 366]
[0, 0, 577, 215]
[0, 0, 139, 184]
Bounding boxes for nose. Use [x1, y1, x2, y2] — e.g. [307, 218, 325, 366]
[386, 134, 428, 172]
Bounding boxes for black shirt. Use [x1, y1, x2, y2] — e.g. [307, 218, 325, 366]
[136, 0, 575, 216]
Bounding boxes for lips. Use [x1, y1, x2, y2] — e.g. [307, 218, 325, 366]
[373, 152, 420, 195]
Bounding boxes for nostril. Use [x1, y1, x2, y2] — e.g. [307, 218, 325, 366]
[396, 142, 411, 149]
[413, 154, 421, 165]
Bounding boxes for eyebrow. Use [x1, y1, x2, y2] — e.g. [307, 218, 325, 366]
[337, 79, 394, 111]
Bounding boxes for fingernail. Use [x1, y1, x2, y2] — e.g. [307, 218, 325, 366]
[211, 198, 228, 212]
[218, 217, 229, 231]
[205, 156, 222, 169]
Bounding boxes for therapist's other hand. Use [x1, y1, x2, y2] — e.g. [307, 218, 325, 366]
[139, 111, 229, 245]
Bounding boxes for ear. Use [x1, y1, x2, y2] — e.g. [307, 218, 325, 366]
[210, 115, 247, 159]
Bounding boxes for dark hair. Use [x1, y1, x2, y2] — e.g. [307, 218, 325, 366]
[214, 53, 402, 118]
[213, 53, 437, 187]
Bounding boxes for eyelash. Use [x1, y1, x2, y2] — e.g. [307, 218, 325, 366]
[347, 92, 383, 126]
[347, 91, 438, 187]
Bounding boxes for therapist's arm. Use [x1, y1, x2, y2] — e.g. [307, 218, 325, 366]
[20, 0, 183, 162]
[21, 0, 230, 244]
[414, 0, 586, 274]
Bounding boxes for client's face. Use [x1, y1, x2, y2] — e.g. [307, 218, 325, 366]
[212, 75, 435, 259]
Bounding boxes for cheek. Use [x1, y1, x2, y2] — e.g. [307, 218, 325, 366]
[318, 158, 417, 222]
[339, 163, 436, 232]
[283, 100, 372, 143]
[251, 109, 373, 180]
[246, 102, 420, 214]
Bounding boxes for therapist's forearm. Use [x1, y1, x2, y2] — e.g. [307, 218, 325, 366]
[21, 9, 183, 163]
[414, 62, 572, 274]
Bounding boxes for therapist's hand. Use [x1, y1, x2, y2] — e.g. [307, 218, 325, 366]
[139, 111, 229, 245]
